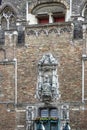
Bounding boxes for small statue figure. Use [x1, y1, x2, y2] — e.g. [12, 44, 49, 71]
[41, 74, 52, 100]
[63, 106, 67, 120]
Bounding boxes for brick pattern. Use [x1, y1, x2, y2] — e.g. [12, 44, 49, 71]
[0, 0, 87, 130]
[0, 24, 85, 130]
[0, 104, 15, 130]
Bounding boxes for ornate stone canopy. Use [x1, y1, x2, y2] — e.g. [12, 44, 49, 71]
[32, 3, 66, 15]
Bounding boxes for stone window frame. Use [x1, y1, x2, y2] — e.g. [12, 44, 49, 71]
[38, 107, 58, 118]
[35, 107, 59, 130]
[36, 13, 49, 24]
[29, 1, 69, 24]
[52, 12, 65, 23]
[0, 3, 17, 30]
[36, 12, 65, 24]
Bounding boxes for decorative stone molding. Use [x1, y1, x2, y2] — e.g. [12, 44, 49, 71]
[36, 53, 60, 102]
[26, 24, 72, 36]
[32, 3, 66, 15]
[29, 0, 69, 14]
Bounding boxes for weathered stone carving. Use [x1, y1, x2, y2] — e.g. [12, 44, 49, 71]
[26, 25, 71, 36]
[37, 53, 59, 102]
[41, 74, 52, 101]
[26, 106, 35, 130]
[61, 105, 69, 120]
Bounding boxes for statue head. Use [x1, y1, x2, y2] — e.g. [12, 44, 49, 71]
[44, 74, 50, 83]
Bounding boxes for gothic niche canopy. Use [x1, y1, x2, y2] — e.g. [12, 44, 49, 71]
[37, 53, 59, 102]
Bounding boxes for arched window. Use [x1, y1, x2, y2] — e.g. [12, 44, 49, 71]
[1, 5, 16, 30]
[32, 2, 66, 24]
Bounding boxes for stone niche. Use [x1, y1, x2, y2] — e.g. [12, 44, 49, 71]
[37, 53, 59, 102]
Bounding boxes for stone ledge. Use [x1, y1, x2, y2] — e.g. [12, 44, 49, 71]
[25, 22, 72, 29]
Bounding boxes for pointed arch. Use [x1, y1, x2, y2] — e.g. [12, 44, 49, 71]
[38, 29, 47, 36]
[0, 3, 17, 29]
[48, 28, 58, 34]
[0, 2, 18, 15]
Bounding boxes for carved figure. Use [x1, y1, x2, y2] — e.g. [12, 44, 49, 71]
[42, 74, 52, 99]
[63, 106, 67, 119]
[37, 53, 59, 101]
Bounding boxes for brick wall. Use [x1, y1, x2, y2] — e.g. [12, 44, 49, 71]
[0, 22, 86, 130]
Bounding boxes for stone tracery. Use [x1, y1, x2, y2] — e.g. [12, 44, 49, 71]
[0, 5, 16, 30]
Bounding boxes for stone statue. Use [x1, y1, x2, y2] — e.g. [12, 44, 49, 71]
[63, 106, 67, 119]
[41, 74, 52, 100]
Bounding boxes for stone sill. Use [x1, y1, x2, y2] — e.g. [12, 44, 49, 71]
[25, 22, 72, 29]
